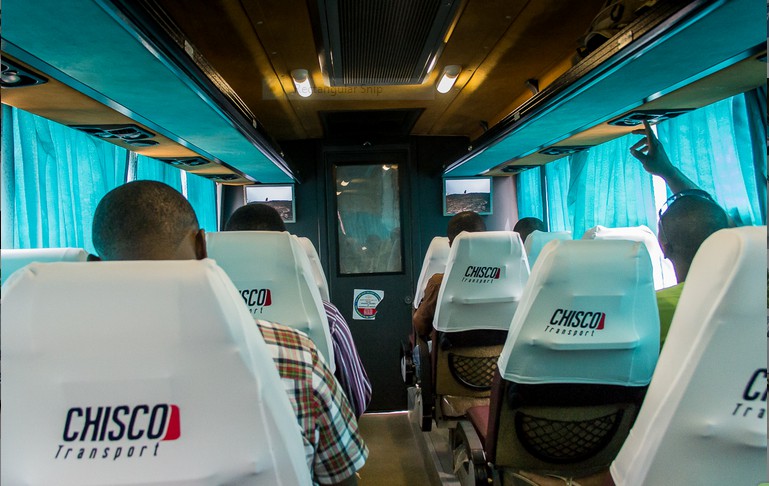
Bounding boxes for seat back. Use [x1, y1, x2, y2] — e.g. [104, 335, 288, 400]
[1, 247, 88, 285]
[582, 224, 676, 290]
[295, 236, 330, 301]
[434, 231, 529, 333]
[430, 232, 529, 413]
[489, 239, 659, 475]
[610, 226, 767, 485]
[413, 236, 450, 309]
[1, 260, 311, 486]
[523, 230, 571, 267]
[206, 231, 334, 369]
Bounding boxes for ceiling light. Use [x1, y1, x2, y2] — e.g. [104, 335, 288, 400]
[290, 69, 313, 98]
[340, 180, 350, 187]
[436, 65, 461, 94]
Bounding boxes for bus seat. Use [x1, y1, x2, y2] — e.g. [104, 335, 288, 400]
[206, 231, 335, 371]
[403, 236, 450, 388]
[523, 230, 571, 267]
[1, 247, 88, 286]
[427, 231, 530, 422]
[295, 235, 330, 302]
[581, 224, 676, 290]
[413, 236, 450, 309]
[454, 239, 659, 484]
[0, 259, 311, 486]
[610, 226, 767, 486]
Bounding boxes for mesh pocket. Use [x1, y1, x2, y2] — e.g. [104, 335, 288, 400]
[514, 410, 623, 463]
[448, 353, 498, 390]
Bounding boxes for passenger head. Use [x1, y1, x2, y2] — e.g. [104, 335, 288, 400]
[447, 211, 486, 246]
[658, 192, 728, 282]
[513, 217, 546, 244]
[92, 180, 206, 261]
[224, 203, 287, 232]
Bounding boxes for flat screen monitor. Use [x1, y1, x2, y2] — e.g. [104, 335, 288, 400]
[443, 177, 492, 216]
[245, 184, 296, 223]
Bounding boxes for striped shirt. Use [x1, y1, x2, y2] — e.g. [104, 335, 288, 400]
[323, 300, 373, 418]
[256, 320, 368, 485]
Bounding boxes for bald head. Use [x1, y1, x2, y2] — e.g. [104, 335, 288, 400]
[93, 180, 204, 261]
[225, 203, 287, 232]
[513, 217, 546, 244]
[659, 195, 729, 281]
[447, 211, 486, 245]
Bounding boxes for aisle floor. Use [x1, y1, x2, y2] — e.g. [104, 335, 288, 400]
[356, 411, 460, 486]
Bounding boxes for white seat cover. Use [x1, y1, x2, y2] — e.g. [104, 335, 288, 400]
[206, 231, 334, 369]
[611, 226, 767, 485]
[523, 230, 571, 267]
[413, 236, 450, 309]
[498, 239, 659, 386]
[1, 260, 311, 486]
[582, 225, 676, 290]
[434, 231, 529, 333]
[1, 247, 88, 285]
[295, 236, 330, 302]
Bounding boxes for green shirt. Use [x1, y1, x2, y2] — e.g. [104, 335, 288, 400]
[657, 282, 684, 348]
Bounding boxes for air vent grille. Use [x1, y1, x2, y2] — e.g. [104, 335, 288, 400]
[70, 124, 158, 146]
[501, 165, 539, 174]
[608, 109, 692, 127]
[1, 59, 48, 89]
[197, 173, 249, 183]
[539, 146, 591, 156]
[318, 0, 462, 86]
[158, 157, 212, 169]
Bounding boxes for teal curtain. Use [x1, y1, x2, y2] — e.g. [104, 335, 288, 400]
[656, 90, 766, 226]
[566, 133, 658, 240]
[135, 154, 182, 193]
[544, 157, 571, 232]
[134, 155, 218, 231]
[1, 105, 127, 252]
[515, 167, 543, 220]
[186, 172, 218, 232]
[536, 91, 764, 238]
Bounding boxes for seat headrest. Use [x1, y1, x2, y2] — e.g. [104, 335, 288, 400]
[611, 226, 768, 485]
[523, 230, 572, 267]
[0, 259, 311, 485]
[498, 239, 659, 386]
[295, 236, 330, 302]
[581, 224, 676, 290]
[413, 236, 450, 309]
[206, 231, 334, 369]
[434, 231, 530, 333]
[1, 247, 88, 285]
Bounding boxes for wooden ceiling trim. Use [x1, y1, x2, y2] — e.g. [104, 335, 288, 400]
[240, 0, 322, 137]
[429, 0, 606, 137]
[155, 0, 309, 140]
[411, 0, 525, 135]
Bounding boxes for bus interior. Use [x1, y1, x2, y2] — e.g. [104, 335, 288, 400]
[1, 0, 767, 484]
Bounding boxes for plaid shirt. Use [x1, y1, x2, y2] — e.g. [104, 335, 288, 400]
[256, 320, 368, 485]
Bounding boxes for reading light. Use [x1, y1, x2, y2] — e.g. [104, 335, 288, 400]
[436, 65, 461, 94]
[1, 60, 48, 88]
[290, 69, 313, 97]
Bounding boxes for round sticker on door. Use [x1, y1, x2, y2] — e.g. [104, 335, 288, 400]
[353, 289, 384, 320]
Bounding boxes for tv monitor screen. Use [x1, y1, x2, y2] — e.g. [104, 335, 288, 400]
[245, 184, 296, 223]
[443, 177, 492, 216]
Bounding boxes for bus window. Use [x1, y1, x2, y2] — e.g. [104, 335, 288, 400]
[517, 89, 767, 237]
[1, 105, 219, 252]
